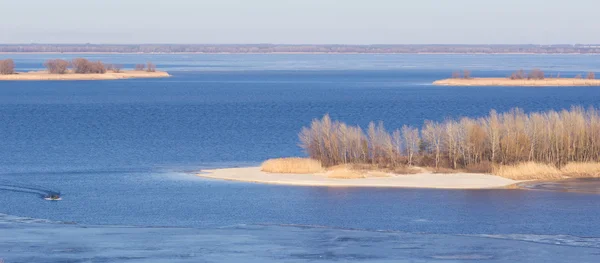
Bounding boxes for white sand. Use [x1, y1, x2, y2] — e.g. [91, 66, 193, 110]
[198, 167, 519, 189]
[0, 70, 170, 81]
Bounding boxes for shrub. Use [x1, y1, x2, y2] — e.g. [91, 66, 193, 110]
[0, 59, 15, 75]
[44, 59, 70, 74]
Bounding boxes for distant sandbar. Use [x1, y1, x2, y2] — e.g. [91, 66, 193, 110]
[433, 78, 600, 87]
[0, 70, 170, 81]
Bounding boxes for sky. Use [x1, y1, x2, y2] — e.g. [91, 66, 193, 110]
[0, 0, 597, 44]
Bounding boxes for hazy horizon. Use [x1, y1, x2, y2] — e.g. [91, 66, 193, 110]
[1, 0, 599, 45]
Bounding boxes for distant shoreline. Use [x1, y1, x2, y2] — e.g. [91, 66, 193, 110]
[0, 70, 170, 81]
[198, 167, 520, 189]
[433, 78, 600, 87]
[0, 52, 595, 55]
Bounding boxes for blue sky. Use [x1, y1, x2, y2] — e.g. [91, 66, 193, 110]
[0, 0, 597, 44]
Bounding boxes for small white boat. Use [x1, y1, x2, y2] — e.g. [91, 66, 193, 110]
[44, 195, 62, 201]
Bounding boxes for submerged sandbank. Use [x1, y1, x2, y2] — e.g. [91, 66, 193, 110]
[0, 70, 170, 81]
[198, 167, 519, 189]
[433, 78, 600, 86]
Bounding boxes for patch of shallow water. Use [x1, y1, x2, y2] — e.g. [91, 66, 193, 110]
[520, 178, 600, 194]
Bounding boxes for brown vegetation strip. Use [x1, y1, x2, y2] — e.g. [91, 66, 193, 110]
[299, 107, 600, 180]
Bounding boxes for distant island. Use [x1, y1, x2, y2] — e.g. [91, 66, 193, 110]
[0, 58, 169, 81]
[434, 69, 600, 86]
[199, 107, 600, 189]
[2, 44, 600, 54]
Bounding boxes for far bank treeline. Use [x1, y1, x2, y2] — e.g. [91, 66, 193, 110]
[0, 58, 157, 75]
[299, 107, 600, 178]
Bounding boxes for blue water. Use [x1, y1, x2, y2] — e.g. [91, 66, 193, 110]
[1, 54, 600, 262]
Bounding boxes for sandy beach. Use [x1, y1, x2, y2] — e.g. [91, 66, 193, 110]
[0, 70, 170, 81]
[433, 78, 600, 86]
[198, 167, 519, 189]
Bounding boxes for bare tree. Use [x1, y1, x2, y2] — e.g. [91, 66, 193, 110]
[135, 64, 145, 71]
[0, 59, 15, 75]
[462, 70, 471, 79]
[509, 69, 526, 80]
[587, 72, 596, 80]
[528, 69, 545, 80]
[146, 62, 156, 72]
[452, 71, 461, 79]
[575, 74, 583, 79]
[44, 59, 70, 74]
[72, 58, 90, 73]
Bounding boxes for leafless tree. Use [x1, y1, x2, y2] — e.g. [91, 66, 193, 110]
[146, 62, 156, 72]
[462, 70, 471, 79]
[587, 72, 595, 79]
[135, 64, 145, 71]
[44, 59, 70, 74]
[0, 59, 15, 75]
[528, 69, 545, 80]
[509, 69, 526, 80]
[452, 71, 461, 79]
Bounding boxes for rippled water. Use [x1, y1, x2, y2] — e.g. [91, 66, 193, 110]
[1, 54, 600, 262]
[521, 178, 600, 194]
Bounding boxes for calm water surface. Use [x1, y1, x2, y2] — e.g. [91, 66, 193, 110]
[1, 54, 600, 262]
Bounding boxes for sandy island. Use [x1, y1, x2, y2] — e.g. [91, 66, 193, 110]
[433, 78, 600, 87]
[198, 167, 520, 189]
[0, 70, 170, 81]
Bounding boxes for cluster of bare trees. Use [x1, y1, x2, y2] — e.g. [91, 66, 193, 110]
[451, 70, 471, 79]
[299, 107, 600, 171]
[510, 69, 597, 80]
[509, 69, 544, 80]
[71, 58, 107, 74]
[135, 62, 156, 72]
[42, 58, 156, 74]
[0, 59, 15, 74]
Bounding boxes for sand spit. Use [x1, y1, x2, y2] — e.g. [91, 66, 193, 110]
[198, 167, 519, 189]
[433, 78, 600, 87]
[0, 70, 170, 81]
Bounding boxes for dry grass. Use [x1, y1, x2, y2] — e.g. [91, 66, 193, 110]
[493, 162, 600, 180]
[492, 162, 563, 180]
[261, 158, 323, 174]
[326, 165, 366, 179]
[560, 162, 600, 178]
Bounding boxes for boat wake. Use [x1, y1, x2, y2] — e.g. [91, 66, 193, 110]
[0, 182, 61, 200]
